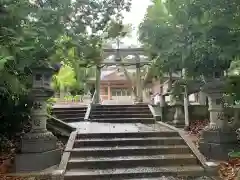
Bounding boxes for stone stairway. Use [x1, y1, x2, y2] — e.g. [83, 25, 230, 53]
[90, 104, 155, 124]
[52, 106, 87, 123]
[62, 130, 205, 180]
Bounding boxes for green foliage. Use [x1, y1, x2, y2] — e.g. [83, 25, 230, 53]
[0, 0, 132, 150]
[52, 64, 76, 91]
[139, 0, 240, 78]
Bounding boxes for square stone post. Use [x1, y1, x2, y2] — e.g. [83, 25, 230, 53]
[182, 68, 190, 129]
[95, 65, 101, 104]
[199, 80, 238, 160]
[198, 91, 207, 105]
[159, 95, 166, 107]
[183, 91, 190, 129]
[135, 55, 143, 103]
[15, 62, 61, 172]
[159, 82, 166, 120]
[159, 81, 166, 107]
[172, 96, 185, 128]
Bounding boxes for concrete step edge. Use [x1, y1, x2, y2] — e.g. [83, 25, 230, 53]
[74, 137, 183, 142]
[68, 154, 196, 162]
[90, 118, 154, 120]
[64, 165, 204, 176]
[69, 145, 189, 152]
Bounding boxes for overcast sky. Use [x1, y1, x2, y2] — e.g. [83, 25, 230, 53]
[122, 0, 152, 46]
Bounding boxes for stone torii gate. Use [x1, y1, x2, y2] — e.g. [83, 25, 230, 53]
[94, 47, 149, 104]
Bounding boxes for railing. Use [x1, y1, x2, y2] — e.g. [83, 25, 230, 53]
[47, 115, 76, 136]
[84, 90, 97, 120]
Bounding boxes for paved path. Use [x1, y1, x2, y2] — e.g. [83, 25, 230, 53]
[68, 122, 174, 133]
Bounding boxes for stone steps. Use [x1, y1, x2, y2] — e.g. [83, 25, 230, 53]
[52, 106, 87, 123]
[69, 145, 190, 157]
[76, 131, 179, 138]
[57, 117, 86, 123]
[67, 154, 197, 169]
[90, 117, 155, 124]
[64, 166, 205, 180]
[93, 105, 150, 111]
[55, 113, 86, 119]
[60, 129, 205, 179]
[58, 105, 205, 179]
[93, 107, 150, 111]
[91, 110, 151, 114]
[90, 104, 154, 124]
[73, 137, 185, 147]
[53, 109, 87, 113]
[91, 113, 153, 118]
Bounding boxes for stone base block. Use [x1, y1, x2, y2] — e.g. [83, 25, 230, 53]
[171, 120, 185, 128]
[15, 148, 62, 172]
[173, 122, 185, 128]
[200, 129, 238, 144]
[199, 141, 237, 160]
[199, 129, 239, 160]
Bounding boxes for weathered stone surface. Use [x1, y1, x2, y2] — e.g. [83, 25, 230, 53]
[199, 79, 239, 160]
[15, 65, 61, 172]
[21, 131, 58, 153]
[200, 129, 238, 144]
[15, 149, 62, 172]
[199, 129, 239, 160]
[173, 105, 185, 127]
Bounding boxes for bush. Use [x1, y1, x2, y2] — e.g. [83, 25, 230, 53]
[0, 93, 32, 152]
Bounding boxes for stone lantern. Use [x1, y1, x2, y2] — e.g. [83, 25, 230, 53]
[170, 81, 185, 127]
[172, 94, 185, 127]
[199, 78, 238, 160]
[15, 62, 61, 172]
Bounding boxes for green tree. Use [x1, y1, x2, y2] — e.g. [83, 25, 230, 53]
[52, 64, 76, 92]
[0, 0, 132, 150]
[139, 0, 240, 78]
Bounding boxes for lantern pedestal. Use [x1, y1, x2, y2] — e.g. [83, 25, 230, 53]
[199, 79, 239, 160]
[15, 63, 62, 172]
[15, 88, 62, 172]
[172, 97, 185, 128]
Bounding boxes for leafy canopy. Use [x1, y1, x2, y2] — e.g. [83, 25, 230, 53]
[0, 0, 132, 95]
[139, 0, 240, 78]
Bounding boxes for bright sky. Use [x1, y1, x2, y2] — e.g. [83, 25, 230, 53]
[122, 0, 152, 46]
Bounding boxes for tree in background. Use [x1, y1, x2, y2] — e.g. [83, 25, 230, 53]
[0, 0, 132, 151]
[52, 63, 76, 97]
[139, 0, 240, 100]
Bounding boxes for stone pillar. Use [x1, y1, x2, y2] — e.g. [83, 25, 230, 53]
[169, 94, 174, 105]
[198, 91, 207, 105]
[172, 97, 185, 127]
[199, 91, 238, 160]
[182, 68, 190, 129]
[159, 83, 166, 107]
[107, 83, 111, 100]
[95, 65, 101, 104]
[183, 90, 190, 129]
[159, 95, 166, 121]
[136, 62, 142, 103]
[159, 95, 165, 107]
[15, 63, 61, 172]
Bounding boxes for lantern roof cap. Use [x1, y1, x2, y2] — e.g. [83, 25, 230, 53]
[30, 60, 55, 73]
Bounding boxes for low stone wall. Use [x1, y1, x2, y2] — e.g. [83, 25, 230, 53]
[161, 105, 209, 122]
[159, 104, 240, 123]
